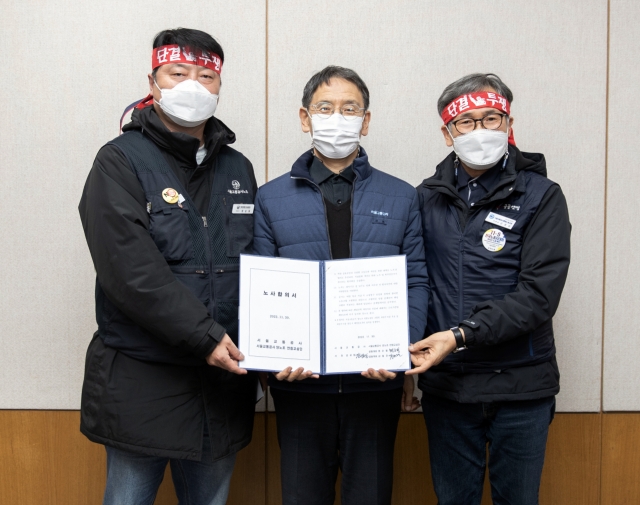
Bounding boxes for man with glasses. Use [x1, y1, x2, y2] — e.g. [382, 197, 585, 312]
[253, 66, 428, 505]
[407, 73, 571, 504]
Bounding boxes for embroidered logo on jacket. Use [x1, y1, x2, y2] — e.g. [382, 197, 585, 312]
[228, 179, 248, 194]
[371, 210, 389, 217]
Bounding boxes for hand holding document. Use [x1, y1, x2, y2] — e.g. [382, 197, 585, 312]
[238, 254, 410, 374]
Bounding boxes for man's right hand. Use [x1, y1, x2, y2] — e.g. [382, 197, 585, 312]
[405, 329, 459, 375]
[205, 334, 247, 375]
[273, 367, 319, 382]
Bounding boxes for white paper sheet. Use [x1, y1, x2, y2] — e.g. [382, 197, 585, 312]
[323, 256, 410, 373]
[239, 255, 322, 372]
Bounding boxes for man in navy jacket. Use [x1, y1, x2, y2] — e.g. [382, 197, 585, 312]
[79, 28, 257, 505]
[253, 66, 428, 505]
[407, 73, 571, 505]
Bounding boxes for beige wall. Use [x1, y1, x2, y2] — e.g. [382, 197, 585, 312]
[0, 0, 266, 409]
[0, 0, 634, 412]
[603, 0, 640, 411]
[267, 0, 608, 412]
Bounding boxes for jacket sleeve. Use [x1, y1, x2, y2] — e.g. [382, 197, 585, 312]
[79, 145, 223, 358]
[403, 191, 430, 344]
[460, 184, 571, 347]
[253, 189, 279, 257]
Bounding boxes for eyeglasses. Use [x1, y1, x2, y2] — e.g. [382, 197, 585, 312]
[308, 102, 366, 121]
[451, 113, 507, 134]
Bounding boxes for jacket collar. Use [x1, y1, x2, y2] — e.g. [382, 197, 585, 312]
[122, 106, 236, 167]
[290, 147, 373, 182]
[422, 145, 543, 202]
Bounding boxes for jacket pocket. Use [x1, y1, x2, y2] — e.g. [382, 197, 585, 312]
[223, 197, 254, 257]
[148, 200, 194, 262]
[171, 267, 210, 307]
[213, 265, 240, 301]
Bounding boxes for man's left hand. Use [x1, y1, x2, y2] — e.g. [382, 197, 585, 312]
[361, 368, 397, 381]
[205, 334, 247, 375]
[405, 330, 458, 375]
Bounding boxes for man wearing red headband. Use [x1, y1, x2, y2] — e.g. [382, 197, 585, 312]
[78, 28, 258, 505]
[407, 73, 571, 504]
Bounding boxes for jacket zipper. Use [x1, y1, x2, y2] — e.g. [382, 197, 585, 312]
[347, 173, 358, 259]
[339, 174, 359, 394]
[291, 173, 345, 393]
[448, 203, 465, 323]
[457, 236, 464, 323]
[203, 158, 218, 322]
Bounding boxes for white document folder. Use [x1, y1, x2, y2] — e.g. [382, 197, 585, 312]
[238, 254, 410, 374]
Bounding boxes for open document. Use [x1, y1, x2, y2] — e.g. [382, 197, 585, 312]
[238, 254, 410, 374]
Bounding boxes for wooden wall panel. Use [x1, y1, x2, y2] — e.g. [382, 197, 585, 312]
[1, 411, 638, 504]
[0, 411, 105, 504]
[0, 411, 266, 505]
[540, 414, 601, 505]
[602, 414, 640, 504]
[390, 414, 436, 505]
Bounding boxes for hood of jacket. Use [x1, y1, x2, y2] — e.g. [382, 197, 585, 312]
[122, 105, 236, 167]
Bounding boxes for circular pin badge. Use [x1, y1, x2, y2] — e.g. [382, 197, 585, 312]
[482, 228, 506, 252]
[162, 188, 180, 204]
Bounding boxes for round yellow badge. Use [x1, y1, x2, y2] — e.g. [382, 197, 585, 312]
[162, 188, 180, 204]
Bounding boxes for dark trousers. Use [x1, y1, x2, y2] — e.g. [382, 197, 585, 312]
[422, 393, 555, 505]
[271, 387, 403, 505]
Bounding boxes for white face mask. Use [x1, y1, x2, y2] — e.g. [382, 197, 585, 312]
[154, 79, 218, 127]
[310, 113, 363, 159]
[451, 127, 509, 171]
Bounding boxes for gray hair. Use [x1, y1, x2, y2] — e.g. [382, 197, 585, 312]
[437, 73, 513, 115]
[302, 66, 370, 110]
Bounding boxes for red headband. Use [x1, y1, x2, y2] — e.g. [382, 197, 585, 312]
[152, 44, 222, 74]
[441, 91, 510, 125]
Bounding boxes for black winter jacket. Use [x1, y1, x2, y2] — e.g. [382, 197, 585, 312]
[79, 106, 257, 460]
[417, 146, 571, 402]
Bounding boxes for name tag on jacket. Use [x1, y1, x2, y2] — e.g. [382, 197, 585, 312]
[233, 204, 254, 214]
[485, 212, 516, 230]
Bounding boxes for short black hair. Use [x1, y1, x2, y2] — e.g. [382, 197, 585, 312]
[151, 28, 224, 77]
[437, 73, 513, 116]
[302, 66, 370, 110]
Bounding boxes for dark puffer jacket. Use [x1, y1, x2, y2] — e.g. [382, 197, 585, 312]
[253, 148, 429, 394]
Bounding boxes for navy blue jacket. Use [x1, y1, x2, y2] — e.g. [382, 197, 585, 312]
[417, 146, 571, 402]
[254, 148, 429, 393]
